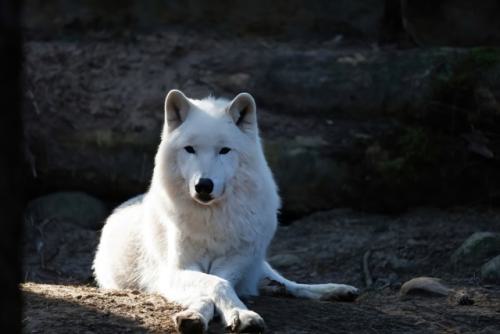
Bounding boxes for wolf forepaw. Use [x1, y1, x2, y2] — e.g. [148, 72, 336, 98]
[227, 309, 266, 333]
[173, 309, 207, 334]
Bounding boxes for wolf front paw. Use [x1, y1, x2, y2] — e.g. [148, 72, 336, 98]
[317, 283, 359, 302]
[227, 309, 266, 333]
[173, 309, 208, 334]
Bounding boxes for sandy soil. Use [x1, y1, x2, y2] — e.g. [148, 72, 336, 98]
[22, 208, 500, 333]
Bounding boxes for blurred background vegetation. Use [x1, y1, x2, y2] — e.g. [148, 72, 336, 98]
[23, 0, 500, 220]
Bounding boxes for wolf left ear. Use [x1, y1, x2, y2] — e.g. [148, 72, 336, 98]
[164, 89, 190, 132]
[227, 92, 257, 134]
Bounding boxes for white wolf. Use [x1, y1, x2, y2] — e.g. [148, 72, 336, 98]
[93, 90, 359, 333]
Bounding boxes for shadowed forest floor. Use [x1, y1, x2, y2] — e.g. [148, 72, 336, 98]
[22, 208, 500, 333]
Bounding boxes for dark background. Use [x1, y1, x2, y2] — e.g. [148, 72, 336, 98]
[0, 0, 22, 332]
[22, 0, 500, 219]
[4, 1, 500, 332]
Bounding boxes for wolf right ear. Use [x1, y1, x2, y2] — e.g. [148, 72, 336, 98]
[164, 89, 190, 132]
[227, 92, 257, 135]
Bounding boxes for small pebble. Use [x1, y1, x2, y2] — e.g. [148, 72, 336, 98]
[448, 290, 474, 306]
[400, 277, 450, 297]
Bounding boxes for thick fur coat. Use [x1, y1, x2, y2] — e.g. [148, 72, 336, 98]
[93, 90, 358, 333]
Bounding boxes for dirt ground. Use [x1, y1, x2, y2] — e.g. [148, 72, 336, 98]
[22, 207, 500, 333]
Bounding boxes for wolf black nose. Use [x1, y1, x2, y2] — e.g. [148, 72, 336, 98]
[195, 178, 214, 195]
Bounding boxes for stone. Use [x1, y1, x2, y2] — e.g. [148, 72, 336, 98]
[481, 255, 500, 283]
[24, 34, 500, 216]
[451, 232, 500, 266]
[447, 289, 474, 306]
[26, 191, 108, 231]
[400, 277, 450, 297]
[264, 137, 348, 216]
[23, 218, 98, 283]
[24, 0, 386, 42]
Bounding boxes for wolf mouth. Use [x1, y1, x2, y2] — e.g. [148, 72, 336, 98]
[195, 194, 213, 204]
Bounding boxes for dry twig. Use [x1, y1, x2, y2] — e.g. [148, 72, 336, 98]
[363, 250, 373, 288]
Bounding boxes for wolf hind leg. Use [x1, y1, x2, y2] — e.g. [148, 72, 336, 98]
[261, 261, 359, 301]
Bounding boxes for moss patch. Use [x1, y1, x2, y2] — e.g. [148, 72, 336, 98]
[372, 127, 442, 184]
[430, 48, 500, 128]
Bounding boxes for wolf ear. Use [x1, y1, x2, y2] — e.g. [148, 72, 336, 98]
[227, 92, 257, 134]
[164, 89, 190, 132]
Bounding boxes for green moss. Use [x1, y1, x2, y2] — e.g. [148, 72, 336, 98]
[426, 47, 500, 132]
[433, 47, 500, 98]
[374, 127, 441, 183]
[465, 47, 500, 68]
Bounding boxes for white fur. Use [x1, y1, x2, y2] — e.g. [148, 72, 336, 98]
[93, 90, 358, 333]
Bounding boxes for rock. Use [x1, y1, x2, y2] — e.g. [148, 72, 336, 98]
[247, 48, 455, 116]
[24, 34, 500, 215]
[24, 0, 387, 42]
[400, 277, 450, 297]
[451, 232, 500, 266]
[447, 289, 474, 306]
[26, 192, 108, 230]
[26, 1, 500, 47]
[264, 137, 348, 216]
[23, 217, 98, 283]
[481, 255, 500, 283]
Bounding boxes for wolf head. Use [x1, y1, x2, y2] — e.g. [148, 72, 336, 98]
[155, 89, 261, 206]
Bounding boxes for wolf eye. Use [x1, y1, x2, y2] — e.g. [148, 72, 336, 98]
[184, 146, 195, 154]
[219, 147, 231, 155]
